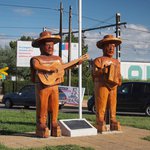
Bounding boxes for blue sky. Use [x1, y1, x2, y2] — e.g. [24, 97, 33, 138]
[0, 0, 150, 61]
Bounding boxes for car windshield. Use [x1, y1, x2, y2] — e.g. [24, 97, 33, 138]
[118, 83, 132, 94]
[19, 85, 35, 94]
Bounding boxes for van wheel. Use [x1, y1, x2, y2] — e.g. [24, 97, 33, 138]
[92, 104, 96, 114]
[59, 104, 64, 109]
[145, 105, 150, 116]
[5, 99, 12, 108]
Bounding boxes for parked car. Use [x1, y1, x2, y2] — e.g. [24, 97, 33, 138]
[87, 82, 150, 116]
[2, 85, 67, 109]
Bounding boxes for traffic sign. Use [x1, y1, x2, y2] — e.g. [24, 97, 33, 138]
[0, 67, 9, 76]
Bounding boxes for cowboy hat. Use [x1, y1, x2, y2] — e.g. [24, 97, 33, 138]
[96, 34, 122, 49]
[32, 31, 61, 48]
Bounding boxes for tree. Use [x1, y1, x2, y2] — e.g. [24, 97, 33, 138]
[0, 36, 34, 80]
[63, 33, 92, 94]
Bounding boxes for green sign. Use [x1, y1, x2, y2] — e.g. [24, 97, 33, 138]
[128, 65, 150, 80]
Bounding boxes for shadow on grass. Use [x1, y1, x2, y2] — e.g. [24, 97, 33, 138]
[0, 121, 36, 136]
[0, 129, 37, 138]
[0, 121, 35, 126]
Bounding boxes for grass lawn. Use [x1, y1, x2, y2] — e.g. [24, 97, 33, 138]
[0, 109, 150, 149]
[0, 144, 94, 150]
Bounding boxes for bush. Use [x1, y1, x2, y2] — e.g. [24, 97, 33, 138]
[2, 80, 32, 94]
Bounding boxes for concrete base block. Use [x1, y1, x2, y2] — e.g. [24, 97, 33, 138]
[59, 118, 97, 137]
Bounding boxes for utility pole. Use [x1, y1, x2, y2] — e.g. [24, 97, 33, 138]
[43, 27, 46, 31]
[116, 13, 121, 61]
[59, 1, 63, 57]
[67, 6, 72, 86]
[105, 13, 122, 125]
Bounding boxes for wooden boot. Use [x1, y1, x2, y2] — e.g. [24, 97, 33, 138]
[51, 124, 61, 137]
[110, 120, 121, 131]
[36, 124, 50, 138]
[97, 121, 107, 133]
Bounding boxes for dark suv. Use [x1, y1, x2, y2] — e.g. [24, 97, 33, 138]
[2, 85, 67, 109]
[87, 82, 150, 116]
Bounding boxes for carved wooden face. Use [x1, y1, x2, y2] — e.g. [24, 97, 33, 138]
[103, 43, 115, 58]
[40, 41, 54, 56]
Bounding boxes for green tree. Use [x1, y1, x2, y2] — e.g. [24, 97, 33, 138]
[0, 47, 10, 68]
[63, 33, 92, 94]
[0, 36, 34, 80]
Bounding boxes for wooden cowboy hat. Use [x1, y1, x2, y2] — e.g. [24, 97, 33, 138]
[96, 34, 122, 49]
[32, 31, 61, 48]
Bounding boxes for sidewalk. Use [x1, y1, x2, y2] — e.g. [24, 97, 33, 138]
[0, 126, 150, 150]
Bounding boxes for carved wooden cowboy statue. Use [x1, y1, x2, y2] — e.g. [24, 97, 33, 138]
[92, 34, 122, 133]
[30, 31, 88, 138]
[30, 31, 62, 138]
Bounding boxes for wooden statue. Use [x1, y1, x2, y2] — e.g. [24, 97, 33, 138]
[30, 31, 88, 138]
[92, 35, 122, 132]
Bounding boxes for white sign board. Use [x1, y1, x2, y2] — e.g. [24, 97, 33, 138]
[121, 61, 150, 80]
[59, 85, 85, 105]
[16, 41, 40, 67]
[17, 41, 78, 67]
[59, 43, 79, 63]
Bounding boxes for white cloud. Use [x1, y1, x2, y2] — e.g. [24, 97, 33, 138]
[21, 32, 38, 38]
[84, 24, 150, 62]
[0, 34, 13, 48]
[1, 24, 150, 62]
[121, 24, 150, 61]
[13, 8, 33, 16]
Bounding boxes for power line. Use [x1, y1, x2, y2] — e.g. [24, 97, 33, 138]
[0, 26, 41, 29]
[123, 38, 150, 44]
[63, 9, 114, 25]
[59, 22, 127, 35]
[85, 37, 150, 44]
[0, 3, 59, 11]
[124, 26, 150, 34]
[0, 3, 115, 25]
[0, 26, 59, 32]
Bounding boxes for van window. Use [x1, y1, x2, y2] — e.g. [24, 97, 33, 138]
[132, 84, 145, 95]
[19, 85, 35, 94]
[119, 84, 132, 94]
[145, 84, 150, 94]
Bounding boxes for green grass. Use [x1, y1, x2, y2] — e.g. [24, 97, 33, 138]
[117, 115, 150, 130]
[0, 144, 94, 150]
[0, 109, 150, 134]
[0, 109, 36, 135]
[83, 95, 91, 101]
[0, 109, 150, 150]
[0, 109, 96, 135]
[142, 136, 150, 141]
[0, 109, 95, 150]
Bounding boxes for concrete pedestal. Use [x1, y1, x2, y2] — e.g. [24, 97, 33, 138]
[59, 118, 97, 137]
